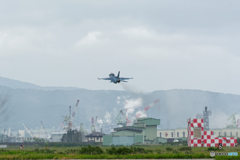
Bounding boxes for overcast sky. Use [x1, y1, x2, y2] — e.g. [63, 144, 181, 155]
[0, 0, 240, 94]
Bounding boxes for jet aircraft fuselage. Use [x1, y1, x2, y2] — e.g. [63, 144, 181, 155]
[98, 71, 132, 84]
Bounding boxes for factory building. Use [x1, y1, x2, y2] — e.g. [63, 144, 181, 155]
[85, 131, 105, 142]
[157, 128, 187, 139]
[103, 117, 160, 145]
[210, 128, 240, 137]
[50, 132, 65, 142]
[157, 127, 240, 141]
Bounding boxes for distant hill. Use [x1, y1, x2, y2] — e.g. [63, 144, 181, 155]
[0, 76, 40, 90]
[0, 76, 79, 90]
[0, 76, 240, 134]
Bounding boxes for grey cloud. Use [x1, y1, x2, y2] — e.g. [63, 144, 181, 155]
[0, 0, 239, 94]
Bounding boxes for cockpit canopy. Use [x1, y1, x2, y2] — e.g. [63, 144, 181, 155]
[109, 73, 115, 76]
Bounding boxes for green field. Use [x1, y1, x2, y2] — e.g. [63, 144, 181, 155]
[0, 144, 239, 159]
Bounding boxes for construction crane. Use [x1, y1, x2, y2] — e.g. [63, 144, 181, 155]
[237, 119, 240, 127]
[22, 123, 34, 138]
[126, 99, 160, 126]
[61, 106, 72, 128]
[115, 110, 127, 126]
[61, 100, 80, 131]
[60, 123, 65, 129]
[226, 110, 240, 128]
[68, 106, 71, 129]
[69, 100, 80, 129]
[136, 99, 159, 118]
[37, 123, 43, 138]
[41, 121, 48, 139]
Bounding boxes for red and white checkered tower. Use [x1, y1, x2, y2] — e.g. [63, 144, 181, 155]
[187, 118, 237, 147]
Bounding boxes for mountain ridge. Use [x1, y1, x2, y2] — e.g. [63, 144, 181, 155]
[0, 76, 239, 133]
[0, 76, 83, 91]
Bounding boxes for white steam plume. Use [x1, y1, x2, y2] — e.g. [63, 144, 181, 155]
[124, 98, 143, 117]
[104, 112, 112, 124]
[121, 83, 144, 95]
[210, 111, 240, 128]
[135, 110, 147, 118]
[116, 97, 121, 104]
[97, 118, 104, 127]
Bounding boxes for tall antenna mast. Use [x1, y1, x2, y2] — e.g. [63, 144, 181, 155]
[203, 106, 211, 130]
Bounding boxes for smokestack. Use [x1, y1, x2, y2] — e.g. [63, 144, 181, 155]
[205, 106, 207, 111]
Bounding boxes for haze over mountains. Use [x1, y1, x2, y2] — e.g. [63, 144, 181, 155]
[0, 76, 79, 91]
[0, 76, 240, 133]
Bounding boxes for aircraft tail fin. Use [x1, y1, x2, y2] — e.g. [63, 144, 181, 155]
[117, 71, 120, 78]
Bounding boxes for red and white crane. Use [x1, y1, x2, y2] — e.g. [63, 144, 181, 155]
[126, 99, 160, 126]
[69, 100, 80, 129]
[61, 100, 80, 131]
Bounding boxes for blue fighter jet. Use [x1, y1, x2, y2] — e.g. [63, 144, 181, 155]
[98, 71, 133, 83]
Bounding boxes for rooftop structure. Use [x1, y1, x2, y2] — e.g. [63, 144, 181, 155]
[103, 117, 160, 146]
[85, 131, 105, 142]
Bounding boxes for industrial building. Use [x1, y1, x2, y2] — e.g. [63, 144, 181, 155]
[103, 117, 160, 145]
[50, 132, 66, 142]
[157, 127, 240, 143]
[157, 106, 240, 143]
[85, 131, 105, 142]
[158, 127, 240, 137]
[211, 128, 240, 137]
[157, 128, 187, 139]
[157, 128, 187, 143]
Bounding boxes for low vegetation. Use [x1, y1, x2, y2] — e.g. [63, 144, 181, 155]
[0, 144, 239, 159]
[207, 146, 223, 151]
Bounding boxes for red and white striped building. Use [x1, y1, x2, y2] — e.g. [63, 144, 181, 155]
[187, 118, 237, 147]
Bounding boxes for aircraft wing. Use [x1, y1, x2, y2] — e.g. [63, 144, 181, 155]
[98, 78, 112, 80]
[120, 77, 133, 80]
